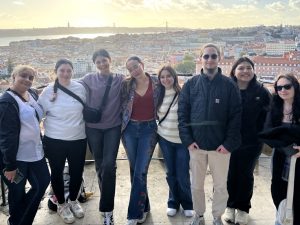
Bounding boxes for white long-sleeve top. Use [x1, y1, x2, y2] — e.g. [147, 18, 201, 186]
[38, 80, 86, 140]
[157, 89, 181, 144]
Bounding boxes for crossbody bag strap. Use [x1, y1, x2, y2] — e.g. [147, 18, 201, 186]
[56, 82, 85, 107]
[99, 75, 113, 110]
[158, 93, 178, 125]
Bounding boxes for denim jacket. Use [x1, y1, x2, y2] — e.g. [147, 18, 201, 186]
[121, 73, 161, 132]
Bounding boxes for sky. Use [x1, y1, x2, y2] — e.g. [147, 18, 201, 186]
[1, 0, 300, 29]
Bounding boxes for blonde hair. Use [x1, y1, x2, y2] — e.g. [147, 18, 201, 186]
[11, 65, 37, 80]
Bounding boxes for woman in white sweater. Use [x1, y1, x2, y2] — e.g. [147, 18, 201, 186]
[38, 59, 87, 224]
[157, 66, 193, 217]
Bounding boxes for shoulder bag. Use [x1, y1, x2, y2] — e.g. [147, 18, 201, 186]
[276, 155, 297, 225]
[57, 76, 113, 123]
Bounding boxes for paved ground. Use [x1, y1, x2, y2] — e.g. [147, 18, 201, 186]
[0, 145, 276, 225]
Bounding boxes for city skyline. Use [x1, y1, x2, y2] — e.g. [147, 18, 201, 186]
[1, 0, 300, 29]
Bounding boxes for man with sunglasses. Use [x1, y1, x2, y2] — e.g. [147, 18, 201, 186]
[178, 43, 242, 225]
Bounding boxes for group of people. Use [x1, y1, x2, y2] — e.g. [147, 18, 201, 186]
[0, 43, 299, 225]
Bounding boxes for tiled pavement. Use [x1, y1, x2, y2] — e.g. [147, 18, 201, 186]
[0, 146, 276, 225]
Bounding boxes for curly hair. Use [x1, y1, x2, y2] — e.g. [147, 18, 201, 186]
[270, 73, 300, 126]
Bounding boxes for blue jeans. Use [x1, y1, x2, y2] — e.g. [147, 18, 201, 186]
[2, 158, 50, 225]
[122, 120, 157, 220]
[158, 136, 193, 210]
[86, 125, 121, 212]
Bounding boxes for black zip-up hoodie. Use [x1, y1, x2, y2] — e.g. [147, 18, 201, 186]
[231, 75, 271, 149]
[0, 89, 38, 171]
[0, 92, 20, 171]
[178, 68, 242, 152]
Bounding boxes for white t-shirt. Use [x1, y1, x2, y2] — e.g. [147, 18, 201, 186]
[8, 91, 44, 162]
[38, 80, 86, 140]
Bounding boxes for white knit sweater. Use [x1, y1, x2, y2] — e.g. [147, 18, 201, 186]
[157, 89, 181, 143]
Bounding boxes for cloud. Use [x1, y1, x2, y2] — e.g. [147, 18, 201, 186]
[172, 0, 221, 11]
[240, 0, 259, 5]
[233, 3, 256, 9]
[0, 13, 16, 19]
[13, 1, 25, 5]
[266, 1, 286, 12]
[289, 0, 300, 9]
[111, 0, 143, 8]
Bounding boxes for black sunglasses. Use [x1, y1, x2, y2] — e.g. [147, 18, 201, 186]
[203, 54, 218, 60]
[275, 84, 293, 91]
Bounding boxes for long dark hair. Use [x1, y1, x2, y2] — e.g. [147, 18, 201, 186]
[271, 73, 300, 126]
[123, 56, 144, 95]
[51, 59, 73, 102]
[230, 57, 255, 77]
[157, 66, 181, 109]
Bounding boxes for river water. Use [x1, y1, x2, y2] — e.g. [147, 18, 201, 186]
[0, 33, 115, 46]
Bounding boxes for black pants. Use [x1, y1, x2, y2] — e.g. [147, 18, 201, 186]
[43, 136, 87, 204]
[2, 158, 50, 225]
[271, 149, 300, 225]
[86, 125, 121, 212]
[227, 145, 261, 213]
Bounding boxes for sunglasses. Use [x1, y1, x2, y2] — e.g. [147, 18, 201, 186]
[202, 54, 218, 60]
[275, 84, 293, 91]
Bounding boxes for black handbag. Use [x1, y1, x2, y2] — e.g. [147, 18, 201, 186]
[57, 76, 113, 123]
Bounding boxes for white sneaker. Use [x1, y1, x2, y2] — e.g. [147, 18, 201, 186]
[68, 199, 84, 218]
[235, 209, 249, 224]
[167, 208, 177, 216]
[222, 207, 235, 223]
[57, 203, 75, 224]
[189, 214, 205, 225]
[137, 211, 148, 223]
[103, 211, 114, 225]
[126, 219, 138, 225]
[213, 217, 223, 225]
[184, 210, 194, 217]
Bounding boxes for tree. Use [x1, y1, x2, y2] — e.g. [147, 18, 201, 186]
[175, 54, 196, 74]
[7, 58, 14, 76]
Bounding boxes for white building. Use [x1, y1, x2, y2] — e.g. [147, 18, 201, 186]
[72, 59, 96, 78]
[266, 40, 296, 55]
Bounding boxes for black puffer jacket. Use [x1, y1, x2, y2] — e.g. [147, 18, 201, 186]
[232, 76, 271, 148]
[178, 68, 242, 152]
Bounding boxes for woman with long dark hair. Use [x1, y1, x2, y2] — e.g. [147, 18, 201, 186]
[157, 66, 193, 217]
[264, 73, 300, 225]
[223, 57, 271, 225]
[121, 56, 160, 225]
